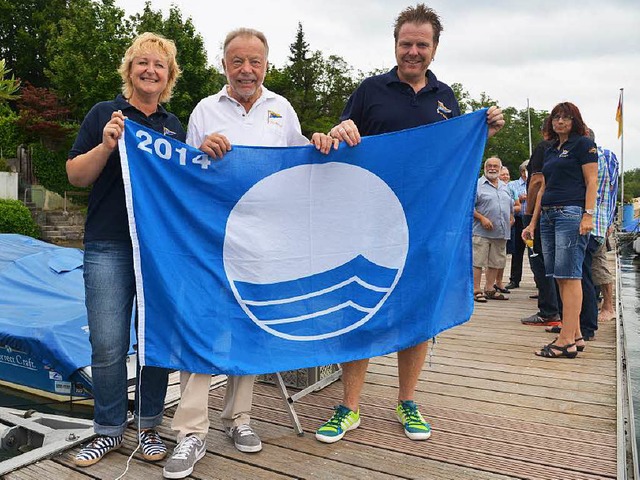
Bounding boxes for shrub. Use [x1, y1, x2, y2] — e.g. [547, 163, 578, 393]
[0, 199, 40, 237]
[31, 135, 89, 206]
[0, 157, 10, 172]
[0, 113, 23, 159]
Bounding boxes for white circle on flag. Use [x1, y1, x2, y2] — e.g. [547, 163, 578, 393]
[223, 162, 408, 341]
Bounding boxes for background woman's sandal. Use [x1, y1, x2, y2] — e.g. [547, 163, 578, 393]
[535, 342, 577, 359]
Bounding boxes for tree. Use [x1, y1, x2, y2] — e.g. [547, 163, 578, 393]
[0, 0, 67, 87]
[131, 2, 225, 122]
[484, 106, 548, 176]
[266, 23, 357, 136]
[452, 83, 548, 176]
[621, 168, 640, 202]
[17, 83, 73, 148]
[47, 0, 132, 119]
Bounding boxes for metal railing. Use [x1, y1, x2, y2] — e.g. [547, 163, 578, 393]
[22, 187, 31, 206]
[63, 191, 89, 214]
[616, 248, 639, 480]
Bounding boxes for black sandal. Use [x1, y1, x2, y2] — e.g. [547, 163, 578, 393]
[535, 342, 577, 359]
[493, 284, 510, 294]
[552, 336, 585, 352]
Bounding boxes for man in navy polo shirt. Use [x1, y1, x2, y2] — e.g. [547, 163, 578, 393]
[315, 3, 504, 445]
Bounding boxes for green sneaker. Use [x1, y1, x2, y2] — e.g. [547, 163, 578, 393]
[396, 400, 431, 440]
[315, 405, 360, 443]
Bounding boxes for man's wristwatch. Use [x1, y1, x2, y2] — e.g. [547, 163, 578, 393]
[584, 209, 595, 216]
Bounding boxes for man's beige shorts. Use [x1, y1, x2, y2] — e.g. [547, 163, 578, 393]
[591, 239, 613, 285]
[473, 236, 507, 269]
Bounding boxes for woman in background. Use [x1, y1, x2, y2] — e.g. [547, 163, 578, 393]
[522, 102, 597, 358]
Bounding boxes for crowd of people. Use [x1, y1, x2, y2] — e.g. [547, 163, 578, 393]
[64, 2, 618, 478]
[473, 104, 619, 359]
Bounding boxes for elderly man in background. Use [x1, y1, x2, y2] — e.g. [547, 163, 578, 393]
[473, 157, 514, 302]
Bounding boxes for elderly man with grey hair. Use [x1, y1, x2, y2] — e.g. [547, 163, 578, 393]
[473, 157, 514, 302]
[505, 160, 529, 290]
[163, 27, 334, 479]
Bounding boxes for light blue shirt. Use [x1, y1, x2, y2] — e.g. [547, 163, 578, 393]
[508, 177, 527, 217]
[473, 176, 514, 240]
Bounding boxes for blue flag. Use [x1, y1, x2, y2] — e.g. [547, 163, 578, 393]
[119, 110, 488, 375]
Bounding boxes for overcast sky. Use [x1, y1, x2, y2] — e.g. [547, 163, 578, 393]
[116, 0, 640, 171]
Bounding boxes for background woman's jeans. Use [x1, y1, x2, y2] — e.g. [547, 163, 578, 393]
[540, 206, 589, 279]
[84, 240, 168, 436]
[523, 215, 559, 318]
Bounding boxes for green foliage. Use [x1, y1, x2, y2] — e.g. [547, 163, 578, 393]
[3, 0, 561, 185]
[452, 83, 548, 177]
[0, 112, 23, 158]
[0, 59, 20, 102]
[0, 157, 10, 172]
[47, 0, 132, 119]
[0, 199, 40, 237]
[622, 168, 640, 202]
[131, 2, 225, 123]
[0, 0, 67, 88]
[30, 138, 88, 204]
[484, 106, 548, 176]
[265, 23, 358, 137]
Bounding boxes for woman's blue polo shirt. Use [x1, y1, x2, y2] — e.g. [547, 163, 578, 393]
[541, 134, 597, 208]
[69, 95, 185, 243]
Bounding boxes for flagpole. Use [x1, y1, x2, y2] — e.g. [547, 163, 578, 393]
[527, 98, 532, 157]
[619, 88, 624, 222]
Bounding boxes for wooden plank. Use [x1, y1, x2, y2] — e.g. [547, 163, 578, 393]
[7, 259, 621, 479]
[152, 424, 400, 480]
[3, 459, 90, 480]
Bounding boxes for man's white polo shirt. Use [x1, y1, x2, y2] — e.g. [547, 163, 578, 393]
[186, 85, 309, 149]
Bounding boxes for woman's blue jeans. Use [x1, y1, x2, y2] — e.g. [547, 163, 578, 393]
[540, 206, 589, 279]
[84, 240, 168, 436]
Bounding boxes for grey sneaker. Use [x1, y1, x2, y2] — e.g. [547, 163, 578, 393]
[162, 435, 206, 479]
[227, 424, 262, 453]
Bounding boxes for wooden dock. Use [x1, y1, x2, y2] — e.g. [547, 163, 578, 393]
[4, 268, 618, 479]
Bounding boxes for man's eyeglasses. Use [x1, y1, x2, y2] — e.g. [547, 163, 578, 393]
[552, 114, 573, 121]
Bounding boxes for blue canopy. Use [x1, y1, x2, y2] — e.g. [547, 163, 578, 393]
[0, 234, 91, 378]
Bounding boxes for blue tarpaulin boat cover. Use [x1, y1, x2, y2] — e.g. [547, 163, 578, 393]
[0, 234, 91, 378]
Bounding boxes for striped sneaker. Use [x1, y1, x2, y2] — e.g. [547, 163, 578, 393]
[74, 434, 123, 466]
[396, 400, 431, 440]
[315, 405, 360, 443]
[139, 428, 167, 461]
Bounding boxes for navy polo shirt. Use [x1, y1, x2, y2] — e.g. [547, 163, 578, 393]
[340, 67, 461, 136]
[69, 95, 185, 243]
[541, 134, 598, 208]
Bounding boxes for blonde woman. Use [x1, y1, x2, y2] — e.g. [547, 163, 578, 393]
[66, 32, 185, 466]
